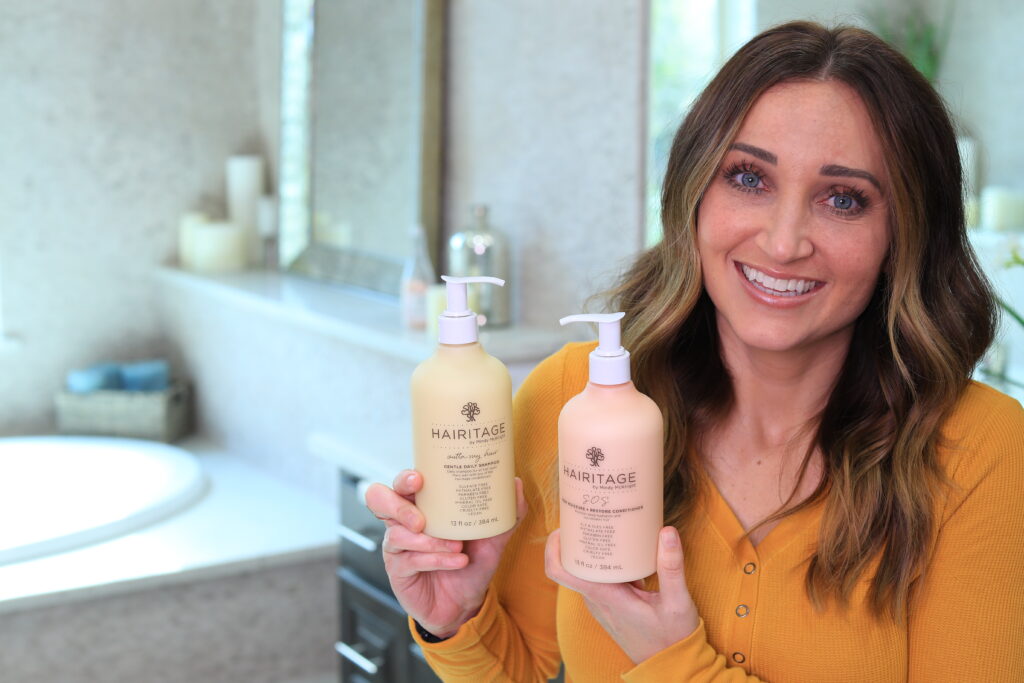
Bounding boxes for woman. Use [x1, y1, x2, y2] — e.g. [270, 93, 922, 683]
[366, 21, 1024, 681]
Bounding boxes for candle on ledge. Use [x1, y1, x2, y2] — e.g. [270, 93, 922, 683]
[177, 211, 209, 270]
[185, 221, 246, 273]
[226, 155, 265, 266]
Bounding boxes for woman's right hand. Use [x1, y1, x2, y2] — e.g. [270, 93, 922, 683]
[364, 471, 526, 639]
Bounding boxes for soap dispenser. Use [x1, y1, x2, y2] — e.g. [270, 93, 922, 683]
[447, 205, 511, 328]
[410, 276, 516, 540]
[557, 313, 664, 582]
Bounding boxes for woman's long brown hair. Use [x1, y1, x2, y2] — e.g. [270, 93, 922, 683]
[605, 21, 996, 618]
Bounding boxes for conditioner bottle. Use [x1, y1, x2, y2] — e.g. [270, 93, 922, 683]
[411, 275, 516, 540]
[558, 313, 664, 582]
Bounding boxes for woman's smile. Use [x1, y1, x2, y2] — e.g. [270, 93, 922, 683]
[735, 261, 825, 303]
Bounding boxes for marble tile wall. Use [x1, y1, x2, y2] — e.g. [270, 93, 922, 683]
[444, 0, 648, 327]
[0, 0, 270, 435]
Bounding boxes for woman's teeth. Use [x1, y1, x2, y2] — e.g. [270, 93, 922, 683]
[741, 264, 818, 297]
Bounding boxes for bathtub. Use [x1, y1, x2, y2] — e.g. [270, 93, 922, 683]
[0, 435, 339, 681]
[0, 435, 335, 616]
[0, 436, 208, 566]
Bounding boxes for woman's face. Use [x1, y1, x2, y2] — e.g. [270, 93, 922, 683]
[696, 79, 890, 359]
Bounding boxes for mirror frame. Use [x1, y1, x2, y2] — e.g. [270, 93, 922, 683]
[278, 0, 446, 295]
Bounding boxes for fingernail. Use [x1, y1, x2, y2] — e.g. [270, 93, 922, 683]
[662, 527, 679, 547]
[405, 473, 417, 487]
[402, 509, 420, 528]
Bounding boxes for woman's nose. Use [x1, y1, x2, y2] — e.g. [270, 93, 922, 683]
[755, 195, 814, 263]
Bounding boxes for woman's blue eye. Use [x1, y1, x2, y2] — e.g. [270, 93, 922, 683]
[831, 194, 856, 211]
[721, 163, 766, 192]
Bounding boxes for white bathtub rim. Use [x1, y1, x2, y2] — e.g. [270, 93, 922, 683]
[0, 435, 209, 566]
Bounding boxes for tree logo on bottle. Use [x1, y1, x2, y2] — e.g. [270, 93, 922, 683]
[586, 446, 605, 467]
[461, 402, 481, 422]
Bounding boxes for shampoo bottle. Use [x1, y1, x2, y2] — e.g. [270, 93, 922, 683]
[411, 275, 516, 540]
[558, 313, 664, 582]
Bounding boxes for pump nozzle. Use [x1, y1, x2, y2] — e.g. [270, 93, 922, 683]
[560, 312, 630, 385]
[438, 275, 506, 344]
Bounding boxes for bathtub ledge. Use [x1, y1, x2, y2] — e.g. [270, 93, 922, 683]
[0, 436, 336, 615]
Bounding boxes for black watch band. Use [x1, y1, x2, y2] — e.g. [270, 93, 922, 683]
[414, 619, 453, 644]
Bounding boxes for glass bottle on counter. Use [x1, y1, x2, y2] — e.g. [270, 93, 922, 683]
[400, 223, 436, 330]
[447, 205, 511, 328]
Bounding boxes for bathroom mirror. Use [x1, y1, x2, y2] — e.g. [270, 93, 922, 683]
[279, 0, 445, 295]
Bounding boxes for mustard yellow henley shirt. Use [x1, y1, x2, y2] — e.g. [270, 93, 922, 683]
[412, 342, 1024, 682]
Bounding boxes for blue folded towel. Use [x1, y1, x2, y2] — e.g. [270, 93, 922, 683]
[66, 363, 123, 394]
[65, 359, 172, 393]
[120, 359, 171, 391]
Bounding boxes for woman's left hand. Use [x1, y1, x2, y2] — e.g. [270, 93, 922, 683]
[544, 526, 701, 664]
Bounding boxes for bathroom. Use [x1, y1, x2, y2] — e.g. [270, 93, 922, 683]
[1, 1, 1021, 682]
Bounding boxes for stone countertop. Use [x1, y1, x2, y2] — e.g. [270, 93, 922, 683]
[155, 267, 569, 366]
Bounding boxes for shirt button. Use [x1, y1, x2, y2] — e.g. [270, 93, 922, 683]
[732, 652, 746, 664]
[743, 562, 757, 574]
[735, 604, 750, 617]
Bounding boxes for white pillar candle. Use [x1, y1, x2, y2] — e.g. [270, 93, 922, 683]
[980, 186, 1024, 232]
[177, 211, 209, 270]
[186, 221, 246, 273]
[226, 155, 265, 266]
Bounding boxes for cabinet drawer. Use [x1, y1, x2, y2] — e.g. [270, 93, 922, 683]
[338, 567, 441, 682]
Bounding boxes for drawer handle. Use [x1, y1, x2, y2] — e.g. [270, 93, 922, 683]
[338, 524, 379, 552]
[335, 641, 381, 675]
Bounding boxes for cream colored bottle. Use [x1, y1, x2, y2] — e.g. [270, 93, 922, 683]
[558, 313, 664, 583]
[411, 275, 516, 540]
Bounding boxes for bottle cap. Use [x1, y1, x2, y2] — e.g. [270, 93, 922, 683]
[439, 275, 505, 344]
[559, 312, 630, 385]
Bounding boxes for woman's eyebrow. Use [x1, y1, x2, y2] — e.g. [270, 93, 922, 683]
[820, 164, 881, 191]
[729, 142, 777, 165]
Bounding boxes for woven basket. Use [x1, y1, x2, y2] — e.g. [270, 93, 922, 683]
[55, 381, 192, 442]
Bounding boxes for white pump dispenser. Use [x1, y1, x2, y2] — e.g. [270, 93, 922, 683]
[559, 312, 630, 385]
[439, 275, 505, 344]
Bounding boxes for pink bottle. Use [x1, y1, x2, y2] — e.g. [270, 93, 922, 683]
[558, 313, 664, 583]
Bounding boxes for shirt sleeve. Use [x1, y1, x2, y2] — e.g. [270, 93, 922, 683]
[907, 395, 1024, 681]
[622, 619, 768, 682]
[409, 349, 567, 683]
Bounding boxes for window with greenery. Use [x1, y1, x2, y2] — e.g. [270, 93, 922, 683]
[646, 0, 756, 245]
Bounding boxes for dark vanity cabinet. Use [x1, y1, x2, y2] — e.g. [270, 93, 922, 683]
[335, 468, 566, 682]
[336, 469, 441, 683]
